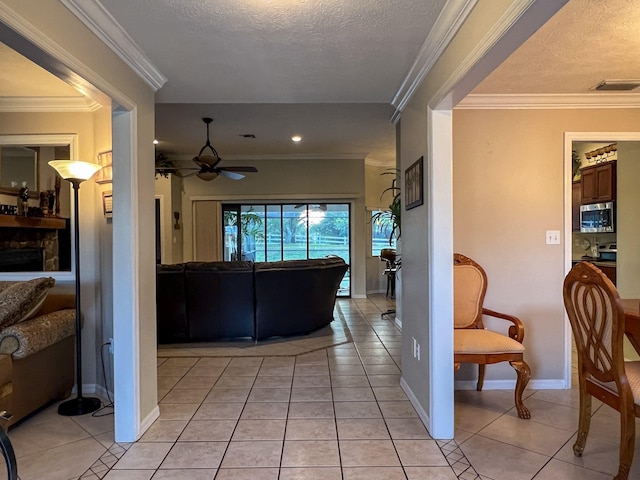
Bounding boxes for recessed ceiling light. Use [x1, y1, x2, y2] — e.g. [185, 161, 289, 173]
[153, 139, 159, 145]
[591, 80, 640, 91]
[291, 135, 302, 142]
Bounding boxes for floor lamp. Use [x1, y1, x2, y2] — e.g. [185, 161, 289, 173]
[49, 160, 103, 416]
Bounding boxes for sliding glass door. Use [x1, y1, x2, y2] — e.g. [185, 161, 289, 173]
[222, 203, 351, 296]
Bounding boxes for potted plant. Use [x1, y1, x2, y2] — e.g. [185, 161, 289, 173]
[155, 153, 176, 178]
[372, 169, 401, 246]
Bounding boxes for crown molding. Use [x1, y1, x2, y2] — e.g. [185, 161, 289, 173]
[169, 153, 367, 162]
[390, 0, 478, 117]
[60, 0, 167, 91]
[422, 0, 540, 115]
[457, 93, 640, 109]
[0, 96, 102, 112]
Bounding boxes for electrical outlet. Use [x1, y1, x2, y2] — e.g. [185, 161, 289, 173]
[415, 343, 420, 361]
[546, 230, 560, 245]
[412, 337, 420, 360]
[108, 338, 114, 355]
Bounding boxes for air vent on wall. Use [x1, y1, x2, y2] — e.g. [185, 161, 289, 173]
[591, 80, 640, 91]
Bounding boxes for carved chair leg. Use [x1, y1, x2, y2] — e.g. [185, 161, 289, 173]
[0, 414, 16, 480]
[509, 359, 531, 419]
[476, 364, 485, 391]
[573, 379, 591, 457]
[615, 407, 635, 480]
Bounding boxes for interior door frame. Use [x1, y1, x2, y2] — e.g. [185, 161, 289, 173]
[563, 131, 640, 387]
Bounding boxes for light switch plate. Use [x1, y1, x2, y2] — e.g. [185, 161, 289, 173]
[546, 230, 561, 245]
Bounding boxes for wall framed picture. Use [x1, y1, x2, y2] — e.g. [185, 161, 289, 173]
[404, 156, 423, 210]
[102, 190, 113, 218]
[95, 150, 112, 184]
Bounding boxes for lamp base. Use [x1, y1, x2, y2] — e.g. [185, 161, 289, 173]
[58, 396, 101, 416]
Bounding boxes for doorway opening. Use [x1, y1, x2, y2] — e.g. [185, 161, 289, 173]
[564, 133, 640, 387]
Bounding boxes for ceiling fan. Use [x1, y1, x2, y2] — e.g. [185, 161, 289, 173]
[158, 117, 258, 181]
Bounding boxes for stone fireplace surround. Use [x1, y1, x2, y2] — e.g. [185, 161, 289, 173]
[0, 216, 69, 272]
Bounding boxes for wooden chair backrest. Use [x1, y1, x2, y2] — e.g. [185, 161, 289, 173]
[563, 262, 626, 387]
[453, 253, 487, 329]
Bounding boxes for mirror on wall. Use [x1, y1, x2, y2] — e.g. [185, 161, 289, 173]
[0, 146, 38, 197]
[0, 134, 77, 278]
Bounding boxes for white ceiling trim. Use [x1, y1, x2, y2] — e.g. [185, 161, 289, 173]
[60, 0, 167, 91]
[171, 153, 367, 162]
[457, 93, 640, 109]
[0, 96, 102, 112]
[421, 0, 566, 115]
[390, 0, 478, 116]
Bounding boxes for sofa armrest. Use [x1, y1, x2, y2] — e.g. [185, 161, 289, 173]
[0, 310, 75, 359]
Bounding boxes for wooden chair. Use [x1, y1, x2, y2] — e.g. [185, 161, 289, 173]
[453, 253, 531, 419]
[563, 261, 640, 480]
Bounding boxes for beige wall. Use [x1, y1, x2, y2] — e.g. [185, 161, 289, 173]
[617, 142, 640, 298]
[453, 108, 640, 383]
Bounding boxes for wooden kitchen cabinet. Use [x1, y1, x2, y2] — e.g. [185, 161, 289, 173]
[599, 265, 617, 285]
[580, 161, 616, 204]
[572, 181, 581, 231]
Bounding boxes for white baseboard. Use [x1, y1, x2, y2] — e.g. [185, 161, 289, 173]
[454, 379, 568, 390]
[71, 383, 99, 395]
[139, 405, 160, 438]
[366, 289, 386, 295]
[394, 317, 402, 329]
[400, 377, 437, 437]
[94, 384, 115, 403]
[352, 294, 367, 299]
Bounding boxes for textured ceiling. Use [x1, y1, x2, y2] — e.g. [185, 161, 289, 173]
[4, 0, 639, 166]
[472, 0, 640, 95]
[100, 0, 446, 103]
[154, 103, 396, 164]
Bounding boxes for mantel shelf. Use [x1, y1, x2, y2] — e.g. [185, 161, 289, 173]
[0, 216, 67, 229]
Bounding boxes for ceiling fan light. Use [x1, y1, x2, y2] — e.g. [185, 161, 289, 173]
[197, 171, 218, 181]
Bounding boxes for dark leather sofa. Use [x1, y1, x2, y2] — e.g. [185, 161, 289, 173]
[157, 257, 348, 343]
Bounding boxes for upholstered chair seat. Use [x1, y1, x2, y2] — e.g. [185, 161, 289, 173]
[454, 329, 526, 355]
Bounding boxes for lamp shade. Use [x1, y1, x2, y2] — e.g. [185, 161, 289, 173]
[49, 160, 102, 182]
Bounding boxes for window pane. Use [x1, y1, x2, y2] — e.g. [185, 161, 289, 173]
[241, 205, 265, 262]
[283, 204, 307, 260]
[223, 207, 238, 261]
[372, 210, 397, 256]
[266, 205, 282, 261]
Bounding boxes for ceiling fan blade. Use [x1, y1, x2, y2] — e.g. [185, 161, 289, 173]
[176, 170, 199, 178]
[219, 170, 245, 180]
[219, 166, 258, 173]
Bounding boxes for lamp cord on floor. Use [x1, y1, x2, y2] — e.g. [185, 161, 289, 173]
[91, 342, 114, 417]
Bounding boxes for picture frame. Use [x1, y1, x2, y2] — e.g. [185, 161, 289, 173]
[95, 150, 112, 184]
[102, 190, 113, 218]
[404, 156, 423, 210]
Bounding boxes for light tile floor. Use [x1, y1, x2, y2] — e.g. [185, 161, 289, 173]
[2, 294, 640, 479]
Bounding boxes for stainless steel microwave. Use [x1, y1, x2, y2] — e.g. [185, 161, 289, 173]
[580, 202, 615, 233]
